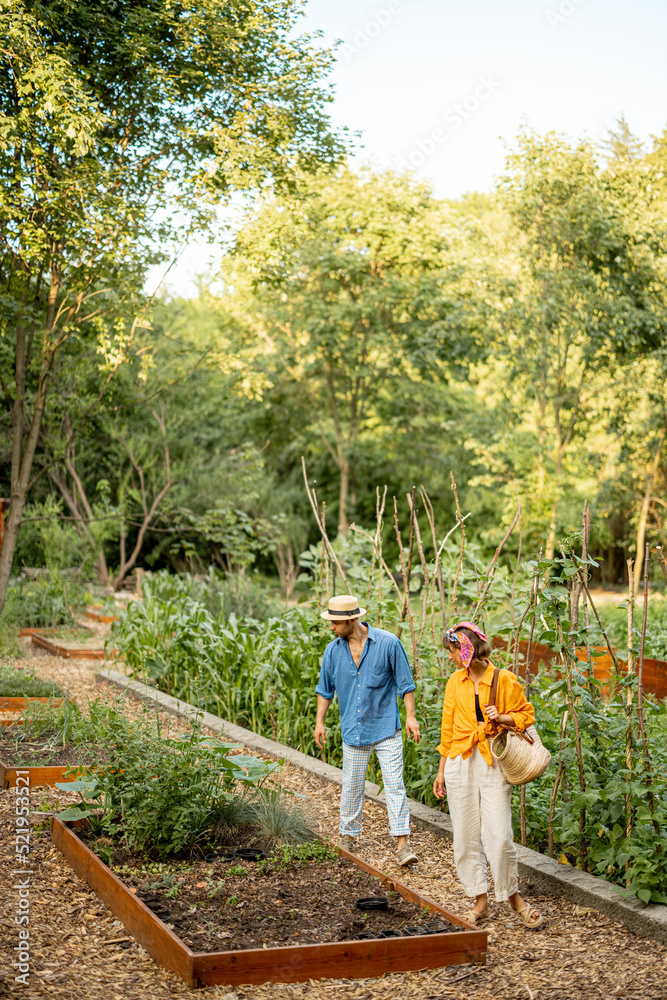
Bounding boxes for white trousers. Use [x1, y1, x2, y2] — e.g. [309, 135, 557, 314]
[340, 730, 411, 838]
[444, 745, 518, 901]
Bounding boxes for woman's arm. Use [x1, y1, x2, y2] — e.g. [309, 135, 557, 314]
[485, 670, 535, 730]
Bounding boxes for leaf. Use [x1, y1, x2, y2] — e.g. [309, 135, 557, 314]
[56, 806, 93, 821]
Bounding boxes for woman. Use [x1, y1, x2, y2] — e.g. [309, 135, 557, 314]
[433, 621, 544, 929]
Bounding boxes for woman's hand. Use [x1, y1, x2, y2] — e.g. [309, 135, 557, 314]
[433, 772, 446, 800]
[484, 705, 514, 726]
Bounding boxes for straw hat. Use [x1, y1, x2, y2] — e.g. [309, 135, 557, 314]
[320, 595, 367, 621]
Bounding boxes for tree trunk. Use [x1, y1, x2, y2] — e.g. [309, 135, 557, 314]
[50, 465, 110, 587]
[633, 423, 666, 593]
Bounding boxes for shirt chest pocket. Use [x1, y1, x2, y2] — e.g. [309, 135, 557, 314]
[363, 665, 388, 688]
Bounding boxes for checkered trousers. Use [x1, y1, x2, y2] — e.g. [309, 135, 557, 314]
[340, 729, 411, 838]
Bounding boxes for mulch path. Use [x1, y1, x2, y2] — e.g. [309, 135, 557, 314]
[0, 647, 665, 998]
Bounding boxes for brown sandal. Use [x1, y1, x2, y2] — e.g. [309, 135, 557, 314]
[510, 901, 545, 930]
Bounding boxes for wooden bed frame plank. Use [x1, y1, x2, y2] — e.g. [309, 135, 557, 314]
[52, 818, 487, 989]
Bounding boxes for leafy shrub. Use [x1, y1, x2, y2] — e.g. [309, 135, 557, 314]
[1, 572, 90, 629]
[0, 663, 63, 698]
[56, 704, 281, 856]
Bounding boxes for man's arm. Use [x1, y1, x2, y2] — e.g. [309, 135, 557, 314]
[403, 690, 420, 743]
[314, 694, 331, 748]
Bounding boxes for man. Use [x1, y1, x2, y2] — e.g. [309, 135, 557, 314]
[314, 594, 421, 866]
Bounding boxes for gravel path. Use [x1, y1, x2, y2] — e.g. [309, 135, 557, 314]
[0, 648, 665, 999]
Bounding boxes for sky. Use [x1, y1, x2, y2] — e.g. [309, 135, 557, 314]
[154, 0, 667, 297]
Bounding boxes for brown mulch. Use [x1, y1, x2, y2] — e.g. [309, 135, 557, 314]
[0, 649, 665, 999]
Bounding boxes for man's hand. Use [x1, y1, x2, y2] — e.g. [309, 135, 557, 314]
[314, 721, 327, 749]
[405, 715, 421, 743]
[433, 773, 446, 799]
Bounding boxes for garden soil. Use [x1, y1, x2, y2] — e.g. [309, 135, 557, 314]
[0, 647, 665, 999]
[0, 737, 106, 768]
[99, 848, 439, 951]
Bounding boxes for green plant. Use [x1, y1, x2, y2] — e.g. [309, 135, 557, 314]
[56, 713, 281, 856]
[0, 663, 63, 698]
[227, 867, 247, 878]
[1, 572, 90, 629]
[247, 787, 316, 847]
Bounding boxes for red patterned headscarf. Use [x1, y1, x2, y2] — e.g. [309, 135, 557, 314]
[444, 621, 488, 669]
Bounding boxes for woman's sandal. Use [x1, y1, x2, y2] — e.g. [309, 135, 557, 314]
[510, 901, 545, 930]
[466, 907, 489, 926]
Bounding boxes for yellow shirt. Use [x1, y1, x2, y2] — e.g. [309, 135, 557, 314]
[437, 662, 535, 767]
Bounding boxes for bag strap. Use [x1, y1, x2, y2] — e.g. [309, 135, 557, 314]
[488, 666, 500, 709]
[487, 665, 535, 745]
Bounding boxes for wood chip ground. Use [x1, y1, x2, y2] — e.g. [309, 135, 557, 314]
[0, 645, 665, 999]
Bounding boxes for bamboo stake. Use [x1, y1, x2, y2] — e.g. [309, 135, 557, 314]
[302, 457, 350, 592]
[548, 709, 568, 858]
[420, 488, 444, 629]
[472, 498, 521, 623]
[558, 619, 588, 872]
[570, 556, 621, 675]
[407, 492, 431, 644]
[519, 566, 540, 846]
[636, 542, 661, 839]
[625, 558, 635, 843]
[581, 503, 592, 691]
[393, 496, 421, 680]
[450, 473, 465, 616]
[349, 524, 404, 605]
[508, 500, 522, 663]
[512, 554, 541, 674]
[374, 487, 387, 625]
[657, 545, 667, 582]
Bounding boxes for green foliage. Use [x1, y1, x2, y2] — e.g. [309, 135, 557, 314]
[256, 841, 339, 874]
[1, 573, 89, 629]
[55, 704, 280, 856]
[601, 599, 667, 661]
[144, 568, 283, 621]
[246, 788, 316, 848]
[0, 663, 63, 698]
[113, 554, 667, 902]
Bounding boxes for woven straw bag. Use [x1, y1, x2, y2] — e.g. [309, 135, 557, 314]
[487, 668, 551, 786]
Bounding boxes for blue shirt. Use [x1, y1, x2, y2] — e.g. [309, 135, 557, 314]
[315, 624, 416, 746]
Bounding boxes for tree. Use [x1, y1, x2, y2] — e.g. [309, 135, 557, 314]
[496, 130, 667, 557]
[219, 165, 485, 536]
[0, 0, 341, 611]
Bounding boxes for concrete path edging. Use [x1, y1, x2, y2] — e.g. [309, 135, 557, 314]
[99, 667, 667, 943]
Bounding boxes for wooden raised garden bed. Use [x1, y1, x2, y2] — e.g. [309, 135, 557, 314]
[51, 819, 486, 989]
[0, 731, 99, 789]
[0, 696, 64, 726]
[27, 625, 114, 660]
[85, 605, 119, 624]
